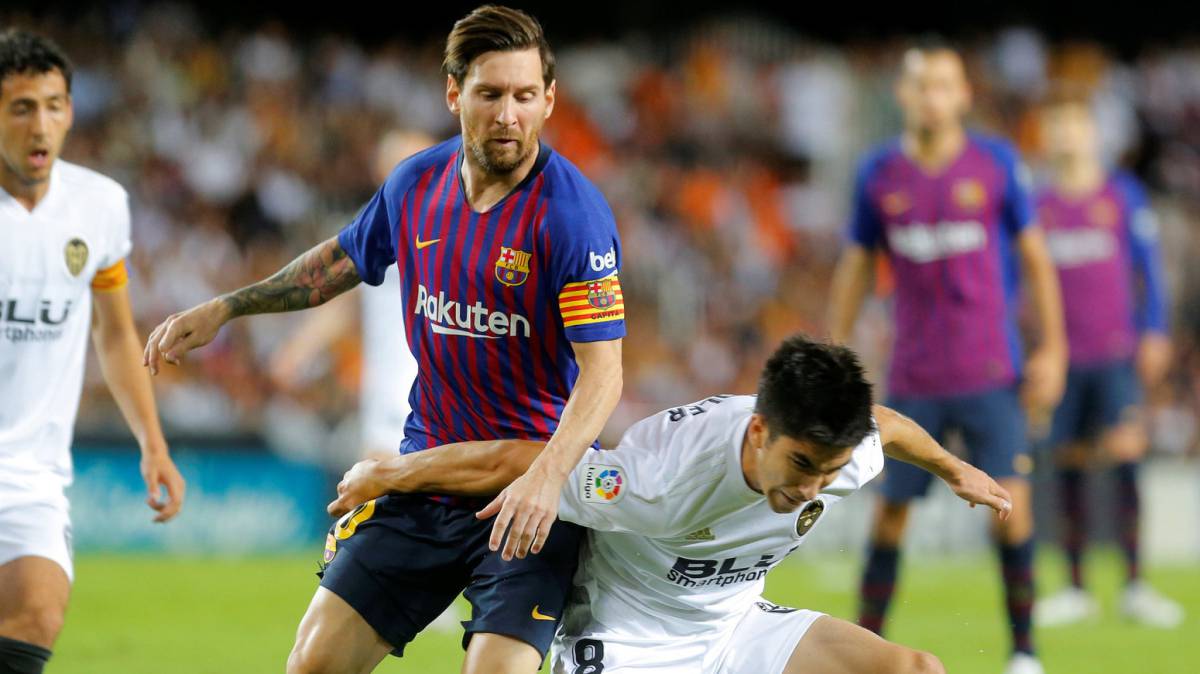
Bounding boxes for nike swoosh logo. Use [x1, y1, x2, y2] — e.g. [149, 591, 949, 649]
[531, 605, 557, 621]
[415, 237, 441, 250]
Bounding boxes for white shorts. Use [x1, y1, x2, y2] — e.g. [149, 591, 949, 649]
[0, 492, 74, 582]
[552, 600, 824, 674]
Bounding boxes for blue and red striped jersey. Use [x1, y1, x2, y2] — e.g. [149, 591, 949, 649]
[338, 136, 625, 454]
[848, 133, 1034, 398]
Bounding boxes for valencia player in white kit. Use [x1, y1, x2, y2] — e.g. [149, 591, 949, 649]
[329, 336, 1013, 673]
[0, 30, 185, 674]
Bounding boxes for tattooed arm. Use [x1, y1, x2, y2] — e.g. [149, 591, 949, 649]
[143, 236, 361, 374]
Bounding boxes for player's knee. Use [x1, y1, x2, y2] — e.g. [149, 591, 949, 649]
[872, 502, 910, 545]
[286, 642, 343, 674]
[910, 650, 945, 674]
[3, 605, 65, 648]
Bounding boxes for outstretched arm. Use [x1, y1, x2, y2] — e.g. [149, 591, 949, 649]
[144, 236, 361, 374]
[874, 405, 1013, 519]
[327, 440, 545, 517]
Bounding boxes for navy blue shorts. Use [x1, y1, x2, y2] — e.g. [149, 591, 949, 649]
[881, 386, 1030, 503]
[1046, 360, 1141, 448]
[317, 494, 582, 658]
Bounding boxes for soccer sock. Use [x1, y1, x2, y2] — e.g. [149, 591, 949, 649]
[0, 635, 51, 674]
[1114, 462, 1141, 583]
[1057, 468, 1087, 589]
[857, 544, 900, 635]
[998, 539, 1036, 656]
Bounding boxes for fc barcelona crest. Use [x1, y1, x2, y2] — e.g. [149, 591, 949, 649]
[795, 499, 825, 537]
[495, 246, 532, 287]
[1089, 199, 1119, 228]
[587, 279, 617, 309]
[64, 238, 88, 277]
[953, 179, 986, 211]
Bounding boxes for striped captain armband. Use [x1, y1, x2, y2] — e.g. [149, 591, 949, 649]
[558, 273, 625, 328]
[91, 260, 129, 291]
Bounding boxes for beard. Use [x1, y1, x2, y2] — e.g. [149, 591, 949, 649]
[466, 132, 536, 175]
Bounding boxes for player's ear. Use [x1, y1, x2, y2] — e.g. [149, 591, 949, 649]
[543, 79, 556, 120]
[446, 74, 462, 115]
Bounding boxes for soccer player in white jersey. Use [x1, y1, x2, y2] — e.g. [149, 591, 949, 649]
[0, 30, 185, 674]
[329, 335, 1013, 673]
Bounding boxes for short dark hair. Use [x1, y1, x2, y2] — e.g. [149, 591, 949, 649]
[443, 5, 554, 88]
[0, 29, 73, 95]
[755, 335, 875, 448]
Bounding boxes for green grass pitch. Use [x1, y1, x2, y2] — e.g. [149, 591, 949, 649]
[51, 549, 1197, 673]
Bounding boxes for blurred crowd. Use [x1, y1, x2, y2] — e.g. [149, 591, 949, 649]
[11, 4, 1200, 459]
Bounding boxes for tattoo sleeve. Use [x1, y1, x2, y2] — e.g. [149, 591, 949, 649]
[218, 237, 362, 317]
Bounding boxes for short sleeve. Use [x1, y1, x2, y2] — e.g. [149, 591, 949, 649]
[822, 429, 885, 497]
[545, 182, 625, 343]
[846, 155, 885, 249]
[96, 188, 132, 270]
[337, 172, 404, 287]
[1116, 174, 1170, 334]
[557, 445, 671, 535]
[988, 140, 1036, 236]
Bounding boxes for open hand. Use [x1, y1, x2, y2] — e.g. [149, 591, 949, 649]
[476, 464, 565, 561]
[946, 459, 1013, 520]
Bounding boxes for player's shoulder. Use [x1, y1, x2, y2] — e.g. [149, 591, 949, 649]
[621, 394, 754, 459]
[382, 136, 460, 195]
[1108, 168, 1150, 206]
[968, 132, 1022, 167]
[856, 138, 904, 179]
[55, 160, 128, 204]
[540, 147, 613, 221]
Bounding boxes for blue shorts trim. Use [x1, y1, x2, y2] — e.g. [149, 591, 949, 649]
[317, 494, 582, 658]
[881, 386, 1030, 503]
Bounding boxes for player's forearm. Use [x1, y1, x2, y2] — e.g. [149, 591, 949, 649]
[218, 237, 362, 319]
[377, 440, 545, 496]
[875, 404, 964, 483]
[1018, 229, 1067, 356]
[92, 299, 168, 454]
[536, 340, 623, 479]
[828, 246, 873, 343]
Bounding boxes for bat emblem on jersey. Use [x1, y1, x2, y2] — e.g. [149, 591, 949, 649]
[495, 246, 531, 287]
[64, 238, 88, 277]
[795, 500, 825, 537]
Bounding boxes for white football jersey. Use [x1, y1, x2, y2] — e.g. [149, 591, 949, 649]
[0, 161, 131, 493]
[556, 394, 884, 641]
[360, 266, 418, 453]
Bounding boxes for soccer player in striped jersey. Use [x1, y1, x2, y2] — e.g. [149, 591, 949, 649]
[1033, 92, 1182, 629]
[827, 42, 1067, 674]
[144, 7, 624, 674]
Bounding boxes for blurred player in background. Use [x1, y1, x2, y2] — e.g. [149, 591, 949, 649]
[328, 335, 1015, 674]
[144, 6, 625, 673]
[0, 29, 185, 674]
[828, 42, 1066, 674]
[1032, 92, 1183, 629]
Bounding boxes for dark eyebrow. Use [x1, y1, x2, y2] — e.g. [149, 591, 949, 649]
[792, 453, 852, 473]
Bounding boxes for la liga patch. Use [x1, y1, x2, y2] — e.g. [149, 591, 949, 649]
[581, 464, 624, 504]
